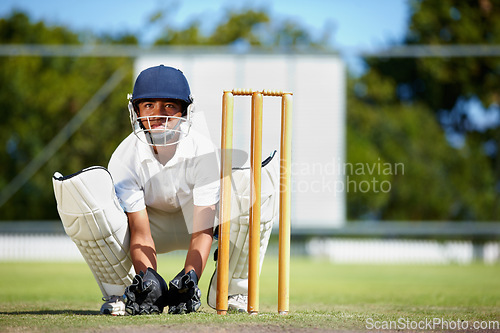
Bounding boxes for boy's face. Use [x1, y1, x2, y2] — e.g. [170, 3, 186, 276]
[137, 98, 183, 130]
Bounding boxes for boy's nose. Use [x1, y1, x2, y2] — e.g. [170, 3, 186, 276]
[153, 103, 167, 115]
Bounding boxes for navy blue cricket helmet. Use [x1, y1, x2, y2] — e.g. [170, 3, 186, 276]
[131, 65, 193, 106]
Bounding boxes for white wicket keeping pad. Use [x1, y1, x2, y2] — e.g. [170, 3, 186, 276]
[52, 166, 134, 297]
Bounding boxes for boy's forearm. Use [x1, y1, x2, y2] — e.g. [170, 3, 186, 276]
[184, 229, 213, 278]
[130, 235, 157, 273]
[184, 204, 216, 278]
[127, 209, 157, 273]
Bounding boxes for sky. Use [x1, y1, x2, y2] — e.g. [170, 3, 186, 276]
[0, 0, 409, 59]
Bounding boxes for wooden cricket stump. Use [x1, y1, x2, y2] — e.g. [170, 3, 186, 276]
[216, 89, 293, 315]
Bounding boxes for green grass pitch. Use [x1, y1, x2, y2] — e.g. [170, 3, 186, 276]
[1, 255, 499, 332]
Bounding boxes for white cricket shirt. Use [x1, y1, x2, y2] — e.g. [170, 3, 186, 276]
[108, 129, 220, 214]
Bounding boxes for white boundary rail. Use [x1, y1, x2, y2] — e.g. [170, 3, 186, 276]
[1, 221, 499, 263]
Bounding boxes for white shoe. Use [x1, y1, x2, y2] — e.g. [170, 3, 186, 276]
[228, 294, 247, 313]
[100, 295, 126, 316]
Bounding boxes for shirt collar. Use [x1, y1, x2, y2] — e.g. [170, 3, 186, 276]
[134, 132, 157, 164]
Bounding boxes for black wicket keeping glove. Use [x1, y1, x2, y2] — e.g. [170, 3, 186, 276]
[167, 269, 202, 314]
[123, 267, 169, 315]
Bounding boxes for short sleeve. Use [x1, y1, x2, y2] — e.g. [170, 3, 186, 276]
[108, 154, 146, 213]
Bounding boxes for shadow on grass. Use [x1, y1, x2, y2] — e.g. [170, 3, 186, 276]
[0, 310, 100, 315]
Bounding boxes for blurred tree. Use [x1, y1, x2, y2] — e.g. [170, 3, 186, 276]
[350, 0, 499, 220]
[347, 76, 495, 220]
[0, 11, 134, 219]
[209, 9, 269, 46]
[153, 7, 327, 49]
